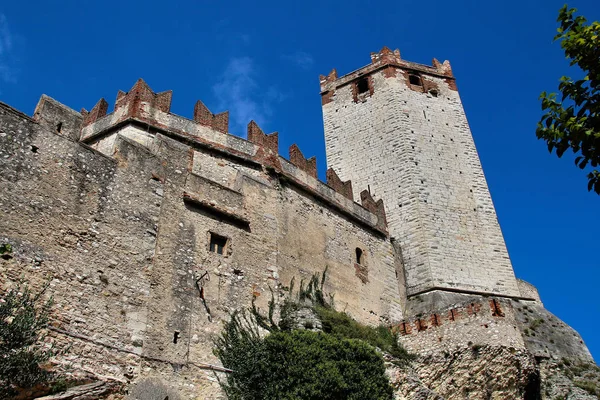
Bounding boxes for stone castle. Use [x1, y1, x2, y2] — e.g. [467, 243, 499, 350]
[0, 47, 594, 398]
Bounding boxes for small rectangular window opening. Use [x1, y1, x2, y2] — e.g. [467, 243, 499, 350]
[356, 77, 370, 94]
[209, 233, 228, 255]
[173, 331, 180, 344]
[355, 248, 364, 265]
[409, 74, 422, 86]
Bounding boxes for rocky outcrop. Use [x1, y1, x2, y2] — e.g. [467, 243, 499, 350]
[387, 345, 599, 400]
[388, 345, 538, 400]
[539, 358, 600, 399]
[34, 381, 122, 400]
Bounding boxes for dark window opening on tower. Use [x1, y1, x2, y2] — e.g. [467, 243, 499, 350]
[56, 122, 63, 133]
[356, 77, 370, 94]
[209, 233, 228, 255]
[173, 331, 180, 344]
[429, 89, 439, 97]
[355, 248, 364, 265]
[409, 74, 422, 86]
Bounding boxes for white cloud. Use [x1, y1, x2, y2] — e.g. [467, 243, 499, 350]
[282, 51, 314, 70]
[0, 14, 16, 88]
[212, 57, 284, 136]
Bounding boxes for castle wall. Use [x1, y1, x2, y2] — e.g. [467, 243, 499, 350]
[517, 279, 542, 303]
[395, 299, 526, 355]
[0, 95, 405, 397]
[276, 183, 403, 326]
[322, 60, 520, 300]
[0, 103, 159, 383]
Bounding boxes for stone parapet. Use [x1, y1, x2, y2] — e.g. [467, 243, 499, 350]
[319, 46, 455, 95]
[394, 299, 526, 355]
[71, 80, 388, 235]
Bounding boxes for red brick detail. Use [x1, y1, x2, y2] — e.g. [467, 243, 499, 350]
[445, 77, 458, 91]
[398, 322, 412, 335]
[319, 68, 338, 85]
[370, 46, 401, 65]
[289, 144, 317, 178]
[247, 121, 278, 154]
[490, 299, 505, 317]
[360, 190, 387, 231]
[193, 100, 229, 134]
[396, 323, 405, 335]
[115, 79, 173, 118]
[448, 308, 460, 321]
[383, 66, 397, 78]
[326, 168, 353, 200]
[395, 322, 412, 336]
[354, 262, 369, 284]
[466, 304, 474, 316]
[83, 98, 108, 126]
[432, 58, 453, 77]
[155, 91, 172, 112]
[430, 314, 442, 327]
[321, 90, 335, 105]
[416, 318, 427, 332]
[116, 90, 127, 103]
[467, 302, 482, 316]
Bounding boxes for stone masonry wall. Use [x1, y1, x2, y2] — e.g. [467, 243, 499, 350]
[394, 298, 526, 355]
[322, 53, 520, 300]
[0, 89, 405, 398]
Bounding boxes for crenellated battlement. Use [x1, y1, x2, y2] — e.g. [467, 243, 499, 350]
[289, 144, 317, 179]
[193, 100, 229, 134]
[320, 46, 455, 95]
[394, 299, 505, 336]
[70, 80, 388, 235]
[82, 98, 108, 126]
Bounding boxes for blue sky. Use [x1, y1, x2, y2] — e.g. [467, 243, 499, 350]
[1, 0, 598, 361]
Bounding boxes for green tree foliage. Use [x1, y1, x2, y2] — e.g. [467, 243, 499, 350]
[314, 306, 413, 362]
[537, 5, 600, 193]
[214, 270, 412, 399]
[0, 282, 54, 397]
[214, 312, 393, 400]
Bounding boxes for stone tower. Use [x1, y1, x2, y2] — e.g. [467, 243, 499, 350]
[321, 47, 522, 308]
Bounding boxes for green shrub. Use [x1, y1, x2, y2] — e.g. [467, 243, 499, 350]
[529, 318, 544, 331]
[214, 312, 393, 400]
[214, 269, 415, 399]
[0, 282, 54, 397]
[314, 306, 413, 362]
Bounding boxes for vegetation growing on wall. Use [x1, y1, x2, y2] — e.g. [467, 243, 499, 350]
[214, 269, 413, 399]
[557, 358, 600, 397]
[0, 280, 54, 398]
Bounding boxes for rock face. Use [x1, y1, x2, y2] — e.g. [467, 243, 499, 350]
[389, 346, 537, 400]
[34, 381, 122, 400]
[388, 296, 596, 399]
[388, 345, 599, 400]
